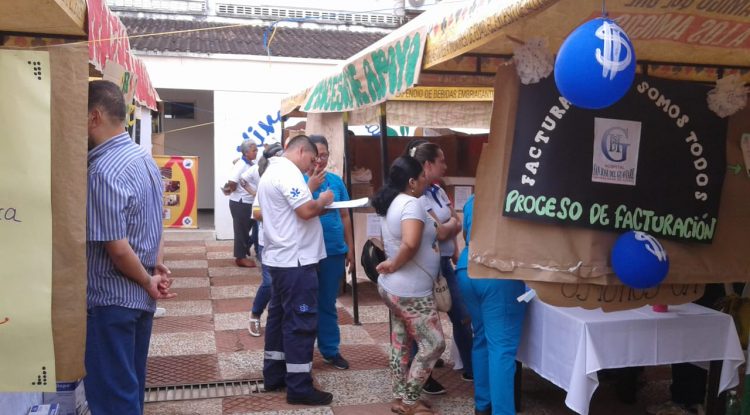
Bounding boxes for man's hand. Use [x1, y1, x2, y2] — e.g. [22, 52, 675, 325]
[155, 263, 172, 294]
[144, 273, 177, 300]
[318, 189, 334, 207]
[307, 166, 326, 192]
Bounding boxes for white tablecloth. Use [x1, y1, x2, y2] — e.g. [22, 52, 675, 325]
[517, 299, 745, 415]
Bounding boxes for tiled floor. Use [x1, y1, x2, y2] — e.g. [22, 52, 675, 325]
[146, 237, 675, 415]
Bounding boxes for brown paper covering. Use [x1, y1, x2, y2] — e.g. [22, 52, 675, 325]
[50, 44, 88, 381]
[469, 64, 749, 310]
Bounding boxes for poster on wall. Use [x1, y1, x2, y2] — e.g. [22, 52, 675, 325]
[154, 156, 199, 229]
[0, 49, 56, 391]
[503, 75, 727, 244]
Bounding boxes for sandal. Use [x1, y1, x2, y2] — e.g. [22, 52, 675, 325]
[400, 400, 434, 415]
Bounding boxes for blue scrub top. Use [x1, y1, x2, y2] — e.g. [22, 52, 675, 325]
[305, 171, 350, 255]
[456, 194, 475, 272]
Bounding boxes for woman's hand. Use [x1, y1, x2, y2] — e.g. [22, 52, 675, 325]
[376, 259, 397, 275]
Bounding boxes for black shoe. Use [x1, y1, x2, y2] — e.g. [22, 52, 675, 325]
[322, 353, 350, 370]
[263, 383, 285, 392]
[287, 388, 333, 406]
[461, 372, 474, 382]
[422, 376, 447, 395]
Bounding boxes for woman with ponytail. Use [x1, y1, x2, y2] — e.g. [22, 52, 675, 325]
[372, 156, 444, 415]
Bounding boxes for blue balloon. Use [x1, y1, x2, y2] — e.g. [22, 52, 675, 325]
[611, 231, 669, 289]
[554, 18, 636, 109]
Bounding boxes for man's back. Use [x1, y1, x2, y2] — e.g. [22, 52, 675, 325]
[86, 132, 163, 312]
[257, 157, 325, 267]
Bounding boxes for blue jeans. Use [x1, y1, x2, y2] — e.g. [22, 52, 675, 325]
[263, 264, 319, 398]
[457, 269, 526, 415]
[251, 245, 272, 317]
[317, 254, 345, 358]
[441, 257, 473, 375]
[84, 305, 153, 415]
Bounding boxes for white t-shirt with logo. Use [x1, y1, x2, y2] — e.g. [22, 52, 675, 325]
[256, 157, 326, 267]
[420, 184, 455, 257]
[378, 193, 440, 298]
[229, 160, 253, 203]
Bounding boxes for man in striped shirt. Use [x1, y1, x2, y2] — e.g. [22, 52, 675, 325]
[84, 80, 176, 415]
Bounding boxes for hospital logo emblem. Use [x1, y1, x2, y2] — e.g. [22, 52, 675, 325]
[290, 188, 301, 198]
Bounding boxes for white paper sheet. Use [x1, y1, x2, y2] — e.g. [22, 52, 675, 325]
[326, 197, 370, 209]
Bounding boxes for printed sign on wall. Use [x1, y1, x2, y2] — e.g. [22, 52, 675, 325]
[503, 75, 727, 244]
[154, 156, 199, 229]
[0, 50, 56, 391]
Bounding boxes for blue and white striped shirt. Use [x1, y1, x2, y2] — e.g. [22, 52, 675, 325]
[86, 132, 163, 312]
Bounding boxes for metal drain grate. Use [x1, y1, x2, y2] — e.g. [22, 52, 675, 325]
[145, 379, 265, 402]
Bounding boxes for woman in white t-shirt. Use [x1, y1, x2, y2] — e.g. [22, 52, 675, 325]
[372, 156, 445, 415]
[221, 140, 258, 267]
[405, 139, 473, 389]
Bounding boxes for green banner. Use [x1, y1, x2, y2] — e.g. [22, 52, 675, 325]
[302, 29, 426, 113]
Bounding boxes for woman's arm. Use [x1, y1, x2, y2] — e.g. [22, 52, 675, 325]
[376, 219, 423, 274]
[340, 208, 355, 268]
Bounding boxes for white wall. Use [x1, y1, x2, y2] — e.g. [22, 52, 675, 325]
[138, 53, 341, 238]
[158, 88, 215, 210]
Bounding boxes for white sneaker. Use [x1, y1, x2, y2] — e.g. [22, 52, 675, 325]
[248, 318, 261, 337]
[154, 307, 167, 318]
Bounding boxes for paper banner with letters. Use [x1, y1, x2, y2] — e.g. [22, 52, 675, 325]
[154, 156, 199, 229]
[0, 49, 56, 391]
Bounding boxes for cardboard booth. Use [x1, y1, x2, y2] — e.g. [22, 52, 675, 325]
[0, 0, 159, 393]
[281, 0, 750, 312]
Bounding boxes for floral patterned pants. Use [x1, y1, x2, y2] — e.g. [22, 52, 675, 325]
[378, 286, 446, 405]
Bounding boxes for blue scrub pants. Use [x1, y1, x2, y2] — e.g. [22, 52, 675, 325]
[441, 257, 474, 374]
[457, 269, 526, 415]
[317, 253, 345, 359]
[84, 305, 153, 415]
[263, 264, 319, 398]
[251, 245, 272, 316]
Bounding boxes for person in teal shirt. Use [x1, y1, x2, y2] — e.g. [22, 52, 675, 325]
[305, 135, 354, 369]
[457, 194, 526, 415]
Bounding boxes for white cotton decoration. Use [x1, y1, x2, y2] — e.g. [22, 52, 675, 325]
[707, 74, 749, 118]
[512, 37, 554, 85]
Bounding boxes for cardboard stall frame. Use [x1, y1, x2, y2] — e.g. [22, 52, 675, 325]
[281, 0, 750, 312]
[1, 0, 160, 383]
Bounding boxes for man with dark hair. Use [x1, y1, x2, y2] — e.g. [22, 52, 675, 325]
[85, 80, 176, 414]
[257, 134, 335, 405]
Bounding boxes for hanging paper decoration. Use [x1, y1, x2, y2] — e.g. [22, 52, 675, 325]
[707, 74, 749, 118]
[554, 18, 636, 109]
[611, 231, 670, 289]
[513, 37, 554, 85]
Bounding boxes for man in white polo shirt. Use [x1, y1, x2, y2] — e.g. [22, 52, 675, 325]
[257, 135, 334, 406]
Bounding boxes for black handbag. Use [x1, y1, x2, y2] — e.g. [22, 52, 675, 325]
[360, 238, 385, 283]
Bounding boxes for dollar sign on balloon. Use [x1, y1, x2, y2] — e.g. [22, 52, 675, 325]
[595, 21, 633, 81]
[554, 18, 636, 109]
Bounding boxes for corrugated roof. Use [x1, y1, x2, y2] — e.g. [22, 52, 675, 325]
[120, 16, 388, 59]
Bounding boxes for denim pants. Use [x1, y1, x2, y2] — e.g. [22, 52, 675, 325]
[84, 305, 153, 415]
[457, 269, 526, 415]
[263, 264, 319, 398]
[251, 245, 272, 316]
[317, 253, 345, 359]
[441, 257, 474, 374]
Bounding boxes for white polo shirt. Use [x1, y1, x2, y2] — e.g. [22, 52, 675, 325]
[256, 157, 326, 267]
[420, 184, 455, 257]
[228, 160, 253, 203]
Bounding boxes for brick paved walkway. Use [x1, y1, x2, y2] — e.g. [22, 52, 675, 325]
[144, 237, 674, 415]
